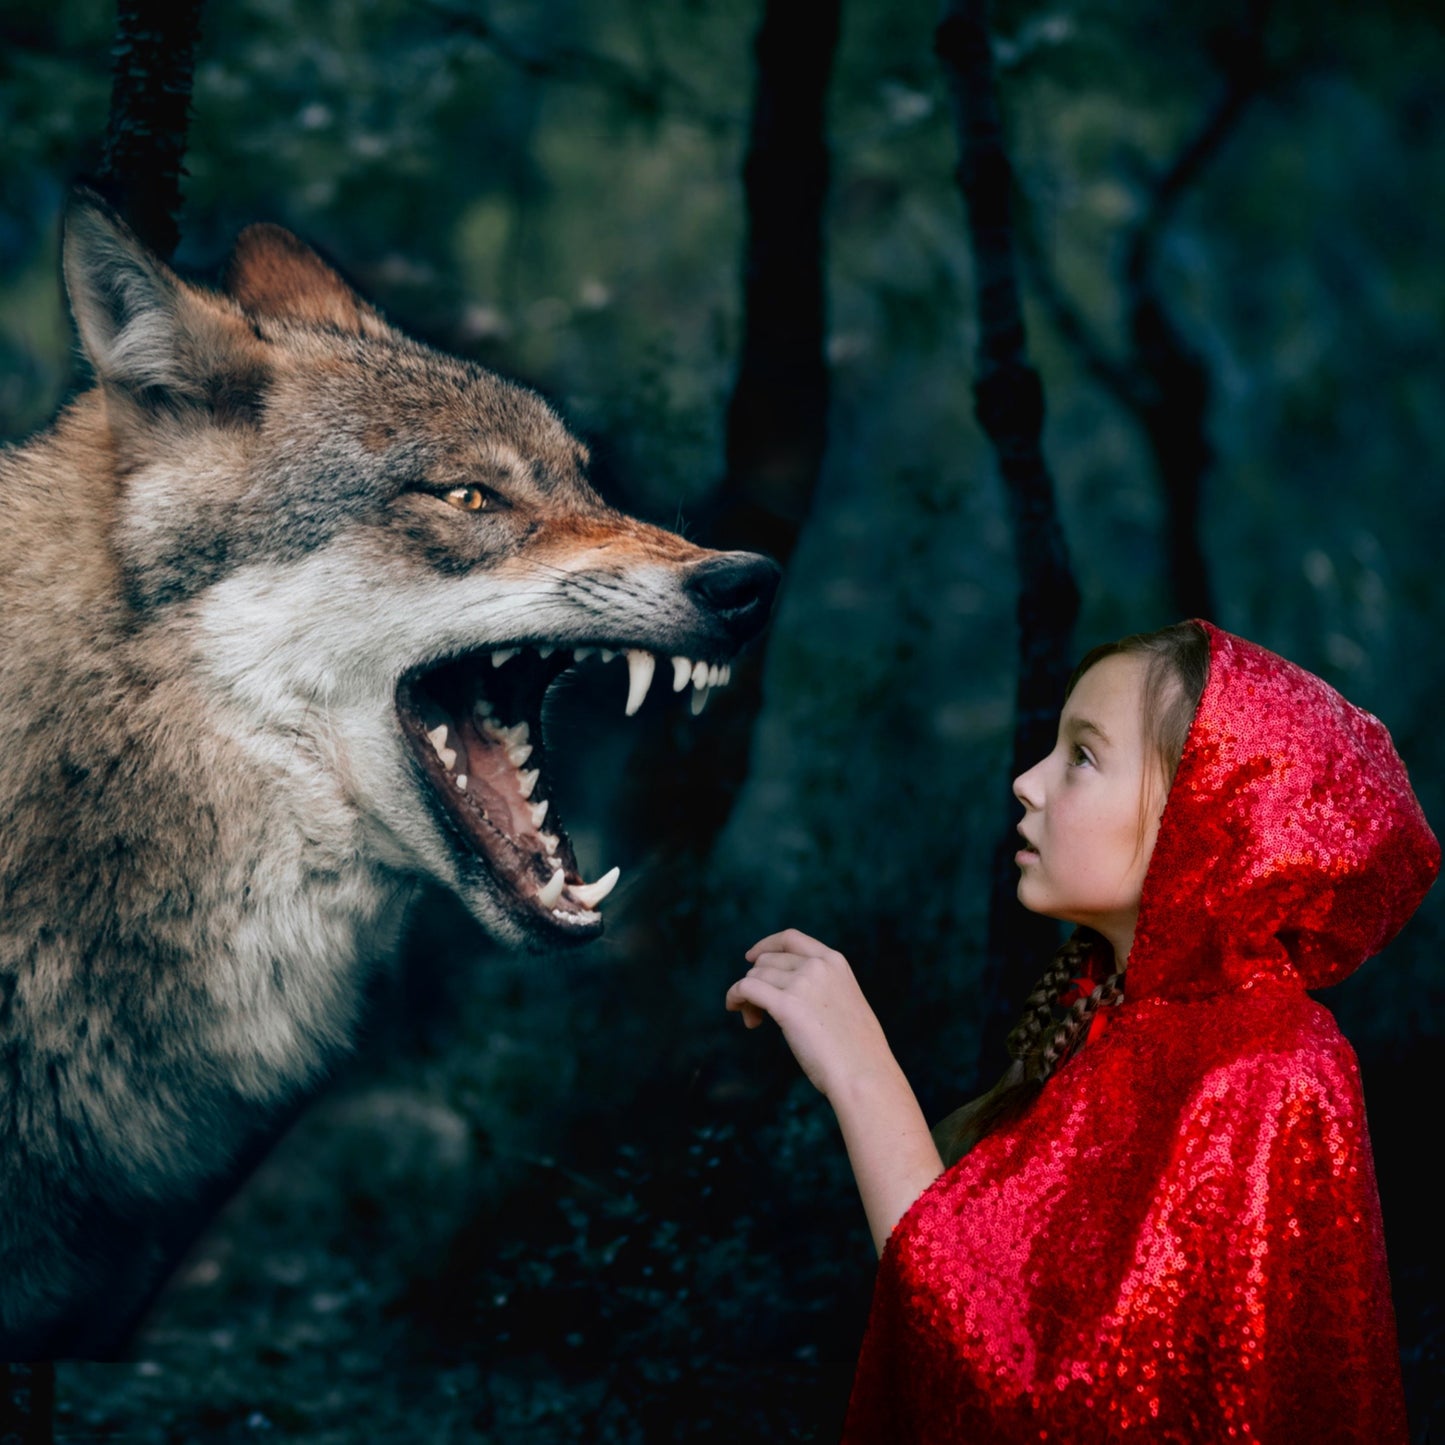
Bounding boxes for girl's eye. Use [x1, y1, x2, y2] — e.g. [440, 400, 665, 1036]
[444, 486, 487, 512]
[1069, 744, 1095, 768]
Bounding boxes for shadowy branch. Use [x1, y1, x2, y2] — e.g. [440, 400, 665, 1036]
[1018, 0, 1278, 620]
[935, 0, 1080, 1081]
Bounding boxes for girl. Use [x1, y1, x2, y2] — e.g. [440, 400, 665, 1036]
[727, 621, 1438, 1443]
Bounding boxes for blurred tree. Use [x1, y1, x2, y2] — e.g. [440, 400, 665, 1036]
[935, 0, 1080, 1078]
[94, 0, 205, 258]
[716, 0, 841, 567]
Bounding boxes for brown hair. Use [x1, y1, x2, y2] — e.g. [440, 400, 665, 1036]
[932, 621, 1210, 1167]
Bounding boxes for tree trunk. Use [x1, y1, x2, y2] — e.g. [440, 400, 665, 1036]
[935, 0, 1080, 1081]
[95, 0, 206, 260]
[712, 0, 840, 567]
[618, 0, 841, 866]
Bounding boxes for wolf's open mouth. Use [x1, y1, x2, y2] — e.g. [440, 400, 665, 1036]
[396, 645, 730, 939]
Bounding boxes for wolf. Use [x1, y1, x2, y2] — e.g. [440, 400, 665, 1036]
[0, 192, 779, 1358]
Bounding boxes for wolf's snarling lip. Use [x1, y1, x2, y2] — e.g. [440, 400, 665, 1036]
[395, 643, 731, 938]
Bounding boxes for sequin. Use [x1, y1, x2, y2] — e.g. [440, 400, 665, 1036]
[842, 623, 1439, 1444]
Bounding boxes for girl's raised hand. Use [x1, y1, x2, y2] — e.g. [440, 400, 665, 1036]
[726, 928, 895, 1102]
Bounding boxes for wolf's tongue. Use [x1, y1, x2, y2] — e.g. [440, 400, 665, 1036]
[458, 720, 546, 850]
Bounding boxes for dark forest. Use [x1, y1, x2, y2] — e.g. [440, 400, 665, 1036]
[2, 0, 1442, 1438]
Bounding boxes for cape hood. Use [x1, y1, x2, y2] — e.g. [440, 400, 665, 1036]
[1130, 620, 1438, 1000]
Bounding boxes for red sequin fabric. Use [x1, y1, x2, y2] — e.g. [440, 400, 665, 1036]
[842, 623, 1439, 1444]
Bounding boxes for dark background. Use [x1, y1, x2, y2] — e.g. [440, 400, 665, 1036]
[2, 0, 1442, 1439]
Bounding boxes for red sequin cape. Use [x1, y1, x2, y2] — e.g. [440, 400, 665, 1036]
[842, 623, 1439, 1444]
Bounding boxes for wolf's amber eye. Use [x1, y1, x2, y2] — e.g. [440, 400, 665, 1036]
[444, 486, 487, 512]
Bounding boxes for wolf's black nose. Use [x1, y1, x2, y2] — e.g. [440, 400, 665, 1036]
[685, 552, 782, 643]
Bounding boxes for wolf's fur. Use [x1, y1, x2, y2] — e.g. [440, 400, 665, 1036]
[0, 195, 777, 1356]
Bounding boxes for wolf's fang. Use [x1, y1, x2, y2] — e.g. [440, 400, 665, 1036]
[570, 865, 620, 908]
[672, 655, 692, 692]
[491, 648, 518, 667]
[518, 768, 540, 799]
[538, 870, 565, 907]
[624, 650, 656, 716]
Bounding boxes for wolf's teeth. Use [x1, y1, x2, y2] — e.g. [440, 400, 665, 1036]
[720, 664, 731, 686]
[672, 656, 692, 693]
[691, 659, 709, 689]
[506, 743, 533, 767]
[574, 647, 596, 662]
[537, 870, 565, 908]
[707, 663, 721, 687]
[570, 866, 621, 908]
[624, 650, 656, 717]
[518, 768, 540, 799]
[541, 831, 560, 857]
[530, 799, 549, 827]
[537, 645, 554, 659]
[473, 697, 494, 719]
[439, 746, 458, 770]
[456, 775, 468, 791]
[488, 721, 528, 748]
[427, 724, 450, 752]
[690, 685, 710, 716]
[600, 648, 616, 663]
[492, 648, 518, 667]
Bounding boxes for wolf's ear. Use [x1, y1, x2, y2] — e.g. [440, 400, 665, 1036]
[62, 189, 228, 397]
[225, 223, 391, 338]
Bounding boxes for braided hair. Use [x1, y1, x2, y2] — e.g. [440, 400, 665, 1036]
[933, 622, 1209, 1168]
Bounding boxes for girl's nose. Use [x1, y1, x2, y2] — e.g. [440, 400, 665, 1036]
[1013, 759, 1044, 810]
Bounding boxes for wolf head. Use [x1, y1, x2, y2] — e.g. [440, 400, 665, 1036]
[60, 191, 779, 950]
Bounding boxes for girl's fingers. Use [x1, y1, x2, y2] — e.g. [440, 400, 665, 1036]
[726, 975, 789, 1028]
[744, 928, 831, 963]
[744, 954, 816, 987]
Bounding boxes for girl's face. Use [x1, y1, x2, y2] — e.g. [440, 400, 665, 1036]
[1012, 653, 1166, 963]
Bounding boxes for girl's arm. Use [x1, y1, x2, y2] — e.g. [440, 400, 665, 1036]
[726, 928, 945, 1256]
